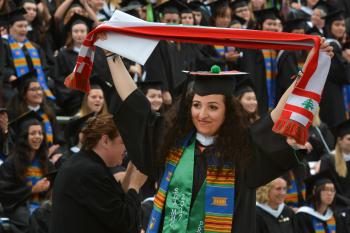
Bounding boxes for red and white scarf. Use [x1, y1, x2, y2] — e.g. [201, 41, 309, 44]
[65, 11, 331, 144]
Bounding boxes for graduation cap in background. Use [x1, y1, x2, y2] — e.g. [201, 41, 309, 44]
[64, 112, 96, 148]
[64, 13, 94, 33]
[8, 110, 43, 135]
[230, 0, 249, 11]
[21, 0, 41, 4]
[178, 2, 194, 14]
[304, 170, 339, 200]
[234, 75, 254, 97]
[10, 70, 38, 93]
[323, 10, 345, 26]
[331, 119, 350, 138]
[154, 0, 187, 15]
[207, 0, 230, 15]
[254, 7, 280, 24]
[231, 15, 246, 26]
[188, 0, 205, 11]
[283, 17, 307, 33]
[312, 0, 332, 15]
[183, 65, 249, 96]
[136, 80, 163, 94]
[7, 7, 27, 25]
[120, 0, 147, 13]
[305, 26, 323, 36]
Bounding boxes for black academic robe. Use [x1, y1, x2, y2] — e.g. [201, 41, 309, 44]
[1, 38, 50, 104]
[307, 123, 335, 161]
[294, 210, 347, 233]
[320, 155, 350, 199]
[319, 40, 350, 127]
[29, 201, 51, 233]
[0, 156, 54, 233]
[50, 150, 141, 233]
[113, 89, 305, 233]
[256, 205, 296, 233]
[53, 47, 113, 115]
[238, 49, 271, 115]
[276, 50, 307, 101]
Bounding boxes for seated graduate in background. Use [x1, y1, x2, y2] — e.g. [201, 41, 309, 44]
[137, 80, 164, 114]
[1, 8, 54, 104]
[6, 71, 63, 153]
[234, 76, 260, 124]
[319, 120, 350, 200]
[0, 111, 55, 233]
[0, 109, 12, 164]
[295, 171, 348, 233]
[256, 177, 296, 233]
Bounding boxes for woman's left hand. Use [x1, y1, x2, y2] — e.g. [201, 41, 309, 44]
[286, 137, 308, 150]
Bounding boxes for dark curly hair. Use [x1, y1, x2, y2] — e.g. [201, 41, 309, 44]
[13, 120, 49, 181]
[160, 92, 252, 169]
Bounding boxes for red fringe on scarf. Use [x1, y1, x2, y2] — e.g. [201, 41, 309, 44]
[272, 118, 307, 145]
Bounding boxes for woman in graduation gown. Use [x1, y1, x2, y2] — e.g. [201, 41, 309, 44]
[320, 120, 350, 199]
[0, 111, 54, 233]
[101, 34, 333, 232]
[256, 177, 296, 233]
[6, 72, 62, 148]
[54, 13, 113, 115]
[295, 171, 347, 233]
[319, 10, 350, 127]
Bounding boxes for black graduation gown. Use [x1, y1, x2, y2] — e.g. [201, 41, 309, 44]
[238, 49, 270, 115]
[28, 201, 51, 233]
[276, 50, 307, 101]
[1, 38, 50, 104]
[294, 210, 347, 233]
[319, 40, 350, 127]
[256, 205, 296, 233]
[50, 150, 142, 233]
[113, 89, 306, 233]
[320, 155, 350, 199]
[307, 123, 335, 161]
[53, 47, 113, 115]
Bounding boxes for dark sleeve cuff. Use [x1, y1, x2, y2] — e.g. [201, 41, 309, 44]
[249, 114, 290, 155]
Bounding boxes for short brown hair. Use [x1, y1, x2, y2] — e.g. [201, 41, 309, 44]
[81, 114, 120, 150]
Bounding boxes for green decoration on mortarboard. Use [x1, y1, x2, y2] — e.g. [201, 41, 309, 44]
[210, 65, 221, 74]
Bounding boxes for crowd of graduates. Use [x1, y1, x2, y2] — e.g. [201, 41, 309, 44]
[0, 0, 350, 232]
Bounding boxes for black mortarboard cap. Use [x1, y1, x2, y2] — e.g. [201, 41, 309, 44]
[155, 0, 187, 14]
[332, 119, 350, 138]
[10, 70, 38, 93]
[184, 65, 248, 96]
[64, 13, 94, 33]
[323, 10, 345, 25]
[231, 15, 246, 25]
[207, 0, 230, 15]
[21, 0, 41, 4]
[8, 110, 43, 134]
[8, 7, 27, 25]
[120, 0, 147, 12]
[306, 26, 323, 36]
[234, 76, 254, 97]
[188, 0, 205, 11]
[64, 112, 96, 147]
[312, 0, 332, 15]
[254, 7, 280, 23]
[178, 2, 193, 14]
[70, 0, 84, 8]
[304, 170, 339, 198]
[230, 0, 249, 10]
[284, 17, 307, 32]
[137, 80, 163, 94]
